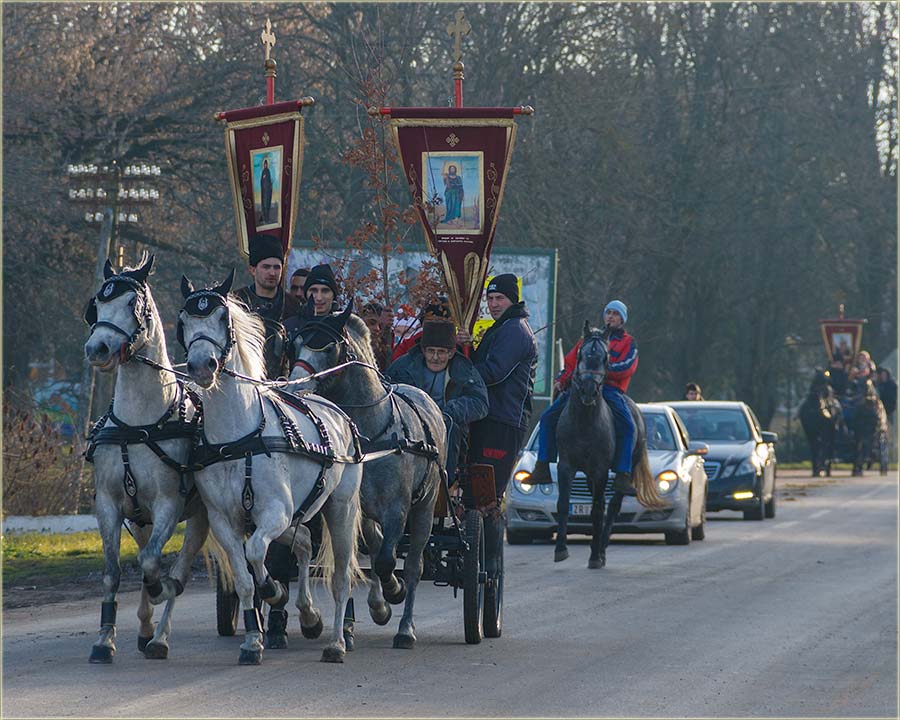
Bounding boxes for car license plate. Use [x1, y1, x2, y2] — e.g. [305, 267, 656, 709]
[570, 503, 592, 517]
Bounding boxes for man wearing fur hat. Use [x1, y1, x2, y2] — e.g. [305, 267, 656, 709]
[234, 233, 301, 379]
[530, 300, 639, 494]
[386, 319, 488, 483]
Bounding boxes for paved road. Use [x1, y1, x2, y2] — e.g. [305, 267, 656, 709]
[3, 469, 897, 718]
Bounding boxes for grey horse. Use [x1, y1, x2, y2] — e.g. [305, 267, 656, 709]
[83, 254, 209, 662]
[288, 304, 446, 650]
[555, 323, 666, 568]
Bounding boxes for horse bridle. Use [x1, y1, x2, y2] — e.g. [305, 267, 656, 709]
[83, 276, 153, 364]
[290, 318, 358, 378]
[573, 335, 607, 400]
[177, 290, 235, 371]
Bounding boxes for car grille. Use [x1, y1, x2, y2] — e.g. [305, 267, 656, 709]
[571, 473, 593, 500]
[703, 461, 721, 480]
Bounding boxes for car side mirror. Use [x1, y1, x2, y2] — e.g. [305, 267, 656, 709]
[688, 441, 709, 456]
[760, 431, 778, 444]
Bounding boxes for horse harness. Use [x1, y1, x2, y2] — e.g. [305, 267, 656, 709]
[289, 314, 444, 500]
[85, 383, 202, 528]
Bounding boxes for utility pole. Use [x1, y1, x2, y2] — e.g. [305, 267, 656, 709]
[66, 159, 162, 436]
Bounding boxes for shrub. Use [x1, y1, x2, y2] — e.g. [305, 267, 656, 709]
[2, 388, 86, 517]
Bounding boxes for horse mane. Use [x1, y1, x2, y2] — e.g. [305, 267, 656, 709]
[343, 314, 379, 369]
[226, 297, 267, 381]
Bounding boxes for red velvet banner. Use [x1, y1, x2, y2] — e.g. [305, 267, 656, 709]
[387, 109, 519, 331]
[819, 318, 865, 365]
[220, 104, 306, 259]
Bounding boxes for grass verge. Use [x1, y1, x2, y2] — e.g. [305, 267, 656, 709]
[2, 526, 185, 586]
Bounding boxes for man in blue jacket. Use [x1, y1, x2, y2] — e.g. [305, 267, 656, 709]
[465, 274, 537, 575]
[386, 319, 488, 483]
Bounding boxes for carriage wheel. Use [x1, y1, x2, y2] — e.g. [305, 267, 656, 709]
[215, 566, 239, 637]
[463, 508, 484, 645]
[483, 532, 503, 638]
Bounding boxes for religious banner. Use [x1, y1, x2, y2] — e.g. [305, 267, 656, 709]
[217, 99, 310, 259]
[382, 107, 526, 332]
[819, 308, 865, 365]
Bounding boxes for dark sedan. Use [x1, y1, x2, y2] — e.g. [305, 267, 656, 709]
[664, 401, 778, 521]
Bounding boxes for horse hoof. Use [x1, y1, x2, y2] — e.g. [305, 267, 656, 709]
[137, 635, 152, 652]
[301, 617, 323, 639]
[265, 632, 288, 650]
[370, 603, 392, 626]
[588, 557, 605, 569]
[383, 577, 407, 605]
[238, 648, 262, 665]
[143, 641, 169, 660]
[343, 626, 355, 652]
[392, 633, 416, 650]
[321, 646, 345, 663]
[89, 645, 115, 664]
[554, 548, 569, 563]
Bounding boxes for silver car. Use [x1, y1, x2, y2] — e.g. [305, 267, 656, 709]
[506, 403, 710, 545]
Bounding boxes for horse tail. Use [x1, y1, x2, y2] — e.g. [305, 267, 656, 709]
[314, 475, 366, 592]
[632, 446, 667, 510]
[204, 526, 235, 593]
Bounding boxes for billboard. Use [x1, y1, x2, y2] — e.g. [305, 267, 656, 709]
[287, 244, 558, 398]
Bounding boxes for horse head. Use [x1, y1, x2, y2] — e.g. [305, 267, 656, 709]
[84, 253, 156, 371]
[573, 321, 608, 406]
[177, 270, 237, 389]
[288, 300, 354, 393]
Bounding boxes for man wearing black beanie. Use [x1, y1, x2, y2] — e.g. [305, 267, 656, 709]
[233, 233, 301, 651]
[303, 263, 340, 316]
[465, 273, 537, 585]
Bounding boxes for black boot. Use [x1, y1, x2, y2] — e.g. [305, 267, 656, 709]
[483, 511, 504, 578]
[613, 471, 635, 495]
[529, 460, 553, 484]
[266, 607, 288, 650]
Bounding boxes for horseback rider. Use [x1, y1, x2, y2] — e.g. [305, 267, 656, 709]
[462, 273, 537, 577]
[530, 300, 638, 494]
[385, 318, 488, 485]
[233, 234, 303, 651]
[233, 234, 301, 380]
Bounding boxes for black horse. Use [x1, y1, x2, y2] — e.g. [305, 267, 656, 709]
[798, 368, 844, 477]
[554, 324, 666, 568]
[849, 378, 890, 477]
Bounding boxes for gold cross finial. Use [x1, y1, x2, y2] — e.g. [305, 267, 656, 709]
[447, 8, 471, 62]
[261, 18, 276, 61]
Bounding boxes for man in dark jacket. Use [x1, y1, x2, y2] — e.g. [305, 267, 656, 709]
[233, 233, 301, 380]
[465, 273, 537, 576]
[386, 319, 488, 483]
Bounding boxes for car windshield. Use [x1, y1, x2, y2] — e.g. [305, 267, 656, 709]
[670, 407, 752, 442]
[644, 412, 677, 451]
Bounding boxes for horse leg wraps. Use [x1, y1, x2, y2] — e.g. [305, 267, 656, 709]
[143, 575, 163, 599]
[100, 600, 118, 628]
[244, 607, 264, 634]
[258, 575, 286, 605]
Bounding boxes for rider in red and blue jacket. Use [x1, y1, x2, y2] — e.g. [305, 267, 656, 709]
[529, 300, 638, 490]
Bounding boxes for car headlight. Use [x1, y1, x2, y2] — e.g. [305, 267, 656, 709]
[734, 457, 761, 475]
[657, 470, 679, 494]
[513, 470, 536, 494]
[754, 443, 769, 462]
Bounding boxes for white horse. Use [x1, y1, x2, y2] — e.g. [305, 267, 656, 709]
[178, 270, 363, 665]
[83, 254, 209, 662]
